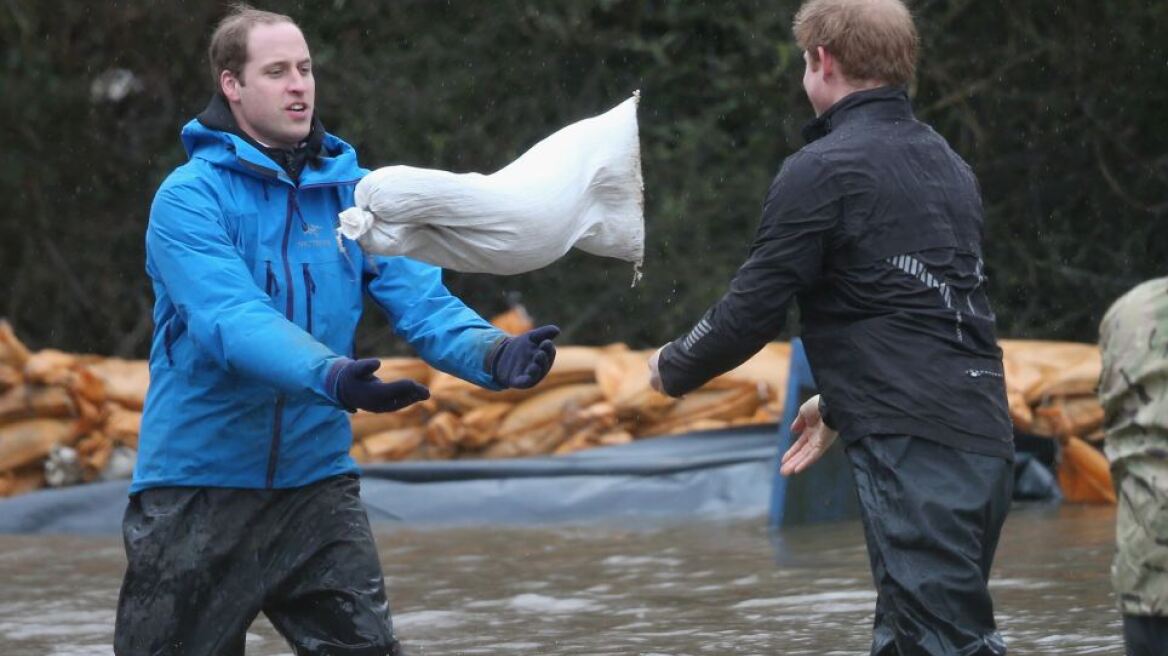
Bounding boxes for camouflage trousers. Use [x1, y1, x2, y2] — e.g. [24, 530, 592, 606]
[1113, 455, 1168, 616]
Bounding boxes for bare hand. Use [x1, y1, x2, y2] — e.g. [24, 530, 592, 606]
[780, 394, 839, 476]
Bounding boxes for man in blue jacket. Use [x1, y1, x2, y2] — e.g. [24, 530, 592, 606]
[113, 6, 558, 655]
[650, 0, 1012, 654]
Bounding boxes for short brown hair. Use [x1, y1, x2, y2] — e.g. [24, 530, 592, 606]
[207, 3, 295, 89]
[793, 0, 918, 86]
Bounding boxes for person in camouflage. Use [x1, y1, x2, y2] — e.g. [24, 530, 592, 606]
[1099, 276, 1168, 656]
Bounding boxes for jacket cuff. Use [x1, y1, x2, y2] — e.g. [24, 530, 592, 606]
[325, 357, 354, 410]
[483, 335, 510, 388]
[818, 395, 837, 430]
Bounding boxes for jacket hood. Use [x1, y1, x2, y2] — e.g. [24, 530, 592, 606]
[181, 95, 364, 186]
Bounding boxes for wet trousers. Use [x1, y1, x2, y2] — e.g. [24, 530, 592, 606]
[1123, 614, 1168, 656]
[847, 435, 1013, 656]
[113, 474, 401, 656]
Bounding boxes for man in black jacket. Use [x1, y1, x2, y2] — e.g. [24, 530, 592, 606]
[649, 1, 1013, 653]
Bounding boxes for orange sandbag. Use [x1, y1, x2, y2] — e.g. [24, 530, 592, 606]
[1032, 395, 1104, 439]
[999, 340, 1099, 403]
[0, 418, 78, 471]
[484, 384, 605, 458]
[0, 363, 20, 392]
[359, 427, 426, 462]
[0, 464, 46, 497]
[1057, 436, 1116, 504]
[374, 357, 432, 386]
[708, 342, 792, 403]
[639, 385, 761, 437]
[0, 320, 31, 368]
[0, 385, 76, 423]
[429, 345, 601, 408]
[489, 306, 535, 336]
[460, 402, 513, 448]
[104, 405, 142, 448]
[594, 345, 675, 421]
[349, 400, 433, 439]
[85, 358, 150, 410]
[22, 349, 81, 386]
[425, 411, 465, 456]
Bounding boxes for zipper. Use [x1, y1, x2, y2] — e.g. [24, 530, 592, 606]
[162, 322, 175, 366]
[966, 368, 1004, 379]
[263, 180, 361, 489]
[265, 260, 280, 296]
[302, 263, 316, 335]
[266, 395, 286, 488]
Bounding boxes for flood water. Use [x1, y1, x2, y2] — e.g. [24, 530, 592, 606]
[0, 502, 1121, 655]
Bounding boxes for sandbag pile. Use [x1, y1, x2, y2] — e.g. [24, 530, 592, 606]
[998, 339, 1112, 503]
[0, 316, 1115, 501]
[0, 320, 147, 497]
[363, 340, 789, 464]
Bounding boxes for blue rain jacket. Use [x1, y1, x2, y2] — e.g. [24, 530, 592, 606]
[132, 119, 505, 493]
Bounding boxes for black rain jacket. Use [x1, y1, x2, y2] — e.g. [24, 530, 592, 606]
[658, 86, 1013, 459]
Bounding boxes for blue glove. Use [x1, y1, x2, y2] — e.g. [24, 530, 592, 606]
[334, 358, 430, 413]
[489, 325, 560, 389]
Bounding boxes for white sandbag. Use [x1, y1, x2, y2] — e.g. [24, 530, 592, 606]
[338, 93, 644, 283]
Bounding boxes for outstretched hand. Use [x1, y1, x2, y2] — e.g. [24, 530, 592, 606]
[491, 325, 560, 389]
[780, 394, 839, 476]
[335, 358, 430, 413]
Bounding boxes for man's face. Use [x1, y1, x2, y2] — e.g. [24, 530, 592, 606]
[802, 50, 830, 117]
[222, 22, 314, 149]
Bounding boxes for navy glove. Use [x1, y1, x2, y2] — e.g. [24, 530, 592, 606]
[489, 325, 560, 389]
[334, 358, 430, 413]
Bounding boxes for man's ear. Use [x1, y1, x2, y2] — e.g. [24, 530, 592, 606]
[816, 45, 835, 79]
[220, 70, 242, 102]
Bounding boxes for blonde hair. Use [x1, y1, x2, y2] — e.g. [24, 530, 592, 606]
[207, 3, 295, 88]
[794, 0, 918, 86]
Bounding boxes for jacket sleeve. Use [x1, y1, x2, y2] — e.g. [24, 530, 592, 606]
[364, 256, 506, 389]
[658, 150, 840, 396]
[146, 177, 348, 402]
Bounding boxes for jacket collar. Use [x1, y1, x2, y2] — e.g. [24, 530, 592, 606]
[181, 94, 361, 186]
[801, 85, 914, 144]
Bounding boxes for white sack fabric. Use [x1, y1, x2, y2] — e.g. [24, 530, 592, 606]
[338, 93, 644, 282]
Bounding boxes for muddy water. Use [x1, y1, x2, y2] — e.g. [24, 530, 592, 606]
[0, 503, 1120, 655]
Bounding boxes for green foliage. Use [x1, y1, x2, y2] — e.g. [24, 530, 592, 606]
[1, 0, 1164, 356]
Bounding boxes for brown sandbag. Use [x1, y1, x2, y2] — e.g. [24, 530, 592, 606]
[1032, 352, 1102, 401]
[1057, 435, 1115, 504]
[489, 306, 535, 336]
[0, 363, 21, 392]
[496, 383, 604, 437]
[104, 405, 143, 448]
[349, 400, 433, 439]
[0, 418, 78, 471]
[0, 385, 76, 423]
[484, 383, 605, 458]
[425, 411, 465, 455]
[594, 345, 675, 422]
[22, 349, 81, 386]
[999, 340, 1099, 403]
[374, 357, 432, 386]
[708, 342, 792, 403]
[428, 346, 601, 406]
[0, 320, 31, 368]
[0, 464, 46, 498]
[85, 358, 150, 410]
[360, 426, 426, 462]
[639, 385, 761, 437]
[1031, 395, 1105, 440]
[460, 402, 513, 448]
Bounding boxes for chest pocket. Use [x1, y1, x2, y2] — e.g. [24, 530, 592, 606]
[285, 208, 363, 347]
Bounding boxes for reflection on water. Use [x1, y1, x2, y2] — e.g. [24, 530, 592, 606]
[0, 503, 1120, 655]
